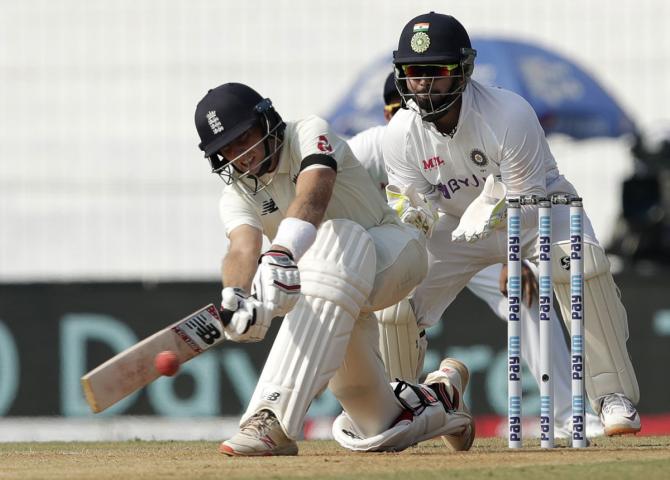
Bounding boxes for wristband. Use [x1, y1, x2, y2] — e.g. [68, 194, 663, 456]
[271, 217, 317, 261]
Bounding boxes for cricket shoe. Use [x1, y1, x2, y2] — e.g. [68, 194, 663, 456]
[424, 358, 475, 451]
[555, 412, 604, 439]
[219, 409, 298, 456]
[599, 393, 641, 436]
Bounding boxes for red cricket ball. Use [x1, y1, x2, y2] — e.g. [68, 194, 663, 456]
[154, 350, 180, 377]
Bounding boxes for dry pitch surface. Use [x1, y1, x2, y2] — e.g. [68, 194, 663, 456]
[1, 436, 669, 480]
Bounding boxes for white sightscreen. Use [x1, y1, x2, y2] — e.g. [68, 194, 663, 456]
[1, 0, 668, 280]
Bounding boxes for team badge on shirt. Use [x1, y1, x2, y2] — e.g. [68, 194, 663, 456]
[317, 135, 333, 153]
[470, 149, 489, 168]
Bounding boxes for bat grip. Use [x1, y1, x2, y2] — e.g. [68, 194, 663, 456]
[220, 309, 233, 326]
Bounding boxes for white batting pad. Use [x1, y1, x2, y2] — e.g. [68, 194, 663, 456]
[239, 220, 377, 439]
[365, 223, 427, 312]
[552, 241, 640, 412]
[376, 298, 422, 382]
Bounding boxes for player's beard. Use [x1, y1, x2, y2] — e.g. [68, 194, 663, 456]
[410, 79, 466, 122]
[412, 79, 461, 112]
[414, 92, 452, 112]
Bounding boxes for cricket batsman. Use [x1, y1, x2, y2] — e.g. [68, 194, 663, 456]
[194, 82, 475, 455]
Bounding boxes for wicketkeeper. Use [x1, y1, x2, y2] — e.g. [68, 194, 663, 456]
[348, 72, 600, 437]
[382, 12, 640, 436]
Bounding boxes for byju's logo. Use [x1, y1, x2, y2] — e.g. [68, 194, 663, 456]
[436, 174, 486, 200]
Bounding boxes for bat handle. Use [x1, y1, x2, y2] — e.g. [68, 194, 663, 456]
[220, 309, 234, 326]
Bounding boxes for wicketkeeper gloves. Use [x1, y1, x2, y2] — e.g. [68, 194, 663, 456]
[386, 184, 439, 237]
[451, 174, 507, 242]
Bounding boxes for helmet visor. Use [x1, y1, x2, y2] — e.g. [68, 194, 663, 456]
[226, 122, 281, 175]
[213, 120, 285, 194]
[396, 63, 466, 120]
[401, 63, 460, 78]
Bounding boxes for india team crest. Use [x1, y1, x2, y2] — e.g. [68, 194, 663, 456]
[470, 149, 488, 168]
[410, 32, 430, 53]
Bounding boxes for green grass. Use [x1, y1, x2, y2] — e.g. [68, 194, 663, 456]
[0, 436, 669, 480]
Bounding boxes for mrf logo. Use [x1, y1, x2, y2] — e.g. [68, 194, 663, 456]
[317, 135, 333, 153]
[422, 156, 444, 171]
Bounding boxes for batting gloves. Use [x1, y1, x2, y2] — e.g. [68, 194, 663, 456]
[220, 287, 274, 343]
[252, 250, 301, 317]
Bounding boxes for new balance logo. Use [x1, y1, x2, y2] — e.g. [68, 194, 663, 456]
[265, 392, 280, 401]
[341, 429, 361, 439]
[185, 314, 222, 345]
[261, 199, 278, 215]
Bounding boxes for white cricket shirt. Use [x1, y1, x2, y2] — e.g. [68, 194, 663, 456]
[383, 79, 561, 227]
[219, 115, 398, 239]
[347, 125, 388, 197]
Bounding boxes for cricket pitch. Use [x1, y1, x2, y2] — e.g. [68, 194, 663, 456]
[1, 436, 669, 480]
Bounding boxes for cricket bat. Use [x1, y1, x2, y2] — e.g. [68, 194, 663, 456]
[81, 303, 230, 413]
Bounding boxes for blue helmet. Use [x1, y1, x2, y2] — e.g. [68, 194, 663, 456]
[195, 83, 285, 191]
[393, 12, 476, 122]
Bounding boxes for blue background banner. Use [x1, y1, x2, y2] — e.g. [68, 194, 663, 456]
[0, 271, 667, 418]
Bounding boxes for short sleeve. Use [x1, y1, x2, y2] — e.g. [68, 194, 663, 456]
[382, 111, 432, 194]
[218, 184, 263, 236]
[292, 116, 349, 170]
[347, 126, 388, 194]
[499, 100, 548, 198]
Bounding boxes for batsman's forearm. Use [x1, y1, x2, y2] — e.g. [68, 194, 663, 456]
[221, 251, 258, 292]
[223, 224, 263, 292]
[285, 192, 329, 226]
